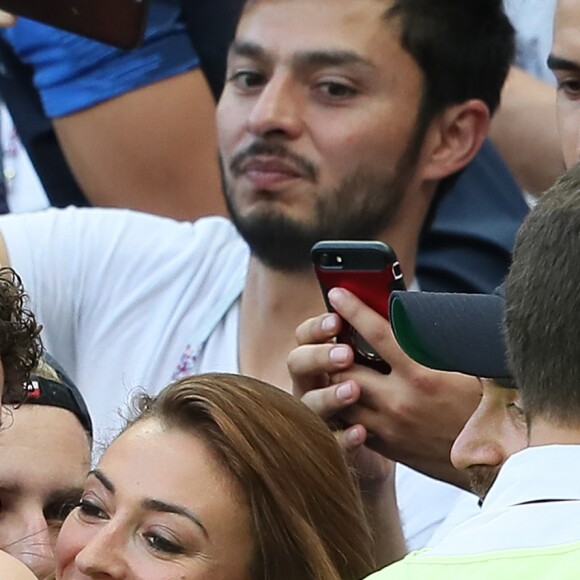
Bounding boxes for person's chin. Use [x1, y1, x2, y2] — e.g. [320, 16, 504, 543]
[467, 466, 499, 502]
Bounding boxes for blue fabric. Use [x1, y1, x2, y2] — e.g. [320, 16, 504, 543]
[0, 0, 199, 117]
[417, 139, 530, 294]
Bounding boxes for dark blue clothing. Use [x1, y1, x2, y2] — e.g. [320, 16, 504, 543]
[417, 140, 530, 293]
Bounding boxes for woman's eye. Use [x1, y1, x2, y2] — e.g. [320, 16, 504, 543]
[77, 499, 108, 520]
[144, 533, 184, 555]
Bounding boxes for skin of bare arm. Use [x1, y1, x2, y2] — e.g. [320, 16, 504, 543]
[489, 66, 565, 195]
[52, 68, 226, 221]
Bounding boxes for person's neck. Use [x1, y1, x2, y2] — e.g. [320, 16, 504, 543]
[238, 257, 325, 392]
[528, 417, 580, 447]
[238, 222, 420, 393]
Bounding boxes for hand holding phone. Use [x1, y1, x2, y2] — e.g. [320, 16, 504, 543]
[311, 240, 405, 373]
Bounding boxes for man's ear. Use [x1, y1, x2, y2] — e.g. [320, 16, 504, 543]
[420, 100, 490, 182]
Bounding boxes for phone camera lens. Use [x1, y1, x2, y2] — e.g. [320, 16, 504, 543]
[321, 253, 332, 267]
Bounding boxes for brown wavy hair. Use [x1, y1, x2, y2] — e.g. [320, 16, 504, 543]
[127, 373, 375, 580]
[0, 267, 42, 401]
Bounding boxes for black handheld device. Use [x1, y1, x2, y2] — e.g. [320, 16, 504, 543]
[312, 240, 405, 373]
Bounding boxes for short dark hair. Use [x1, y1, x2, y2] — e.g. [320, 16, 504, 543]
[385, 0, 515, 219]
[386, 0, 514, 123]
[505, 163, 580, 426]
[0, 267, 43, 401]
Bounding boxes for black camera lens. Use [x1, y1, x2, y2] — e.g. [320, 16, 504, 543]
[319, 253, 343, 268]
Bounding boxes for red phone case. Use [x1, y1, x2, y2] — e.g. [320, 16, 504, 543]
[312, 241, 405, 373]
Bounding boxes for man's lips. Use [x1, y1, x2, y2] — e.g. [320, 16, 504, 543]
[239, 157, 304, 188]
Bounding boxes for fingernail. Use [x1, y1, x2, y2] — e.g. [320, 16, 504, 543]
[329, 345, 349, 363]
[321, 314, 337, 333]
[336, 382, 353, 400]
[328, 287, 346, 306]
[347, 426, 364, 445]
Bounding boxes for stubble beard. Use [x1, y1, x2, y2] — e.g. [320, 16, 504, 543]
[467, 466, 499, 502]
[221, 134, 422, 273]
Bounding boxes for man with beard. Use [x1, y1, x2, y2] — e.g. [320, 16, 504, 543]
[0, 0, 513, 551]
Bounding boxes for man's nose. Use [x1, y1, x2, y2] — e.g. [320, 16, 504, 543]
[576, 113, 580, 163]
[450, 413, 505, 472]
[246, 74, 304, 140]
[7, 513, 55, 578]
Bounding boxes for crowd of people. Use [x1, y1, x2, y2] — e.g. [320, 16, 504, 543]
[0, 0, 576, 578]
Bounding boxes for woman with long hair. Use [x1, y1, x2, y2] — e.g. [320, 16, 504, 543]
[55, 373, 375, 579]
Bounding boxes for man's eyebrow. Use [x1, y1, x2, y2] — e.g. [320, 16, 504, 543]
[547, 54, 580, 72]
[142, 498, 209, 539]
[292, 50, 375, 71]
[0, 482, 20, 495]
[45, 487, 84, 507]
[228, 40, 268, 62]
[228, 41, 374, 72]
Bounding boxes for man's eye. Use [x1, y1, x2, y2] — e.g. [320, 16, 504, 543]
[44, 498, 81, 523]
[508, 402, 525, 419]
[228, 70, 265, 90]
[317, 82, 358, 99]
[557, 78, 580, 99]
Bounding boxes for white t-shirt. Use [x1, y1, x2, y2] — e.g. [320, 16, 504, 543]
[0, 106, 50, 213]
[0, 208, 469, 550]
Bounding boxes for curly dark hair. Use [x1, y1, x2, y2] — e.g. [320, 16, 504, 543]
[0, 267, 43, 402]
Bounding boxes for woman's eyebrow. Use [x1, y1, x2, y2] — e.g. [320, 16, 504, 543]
[88, 469, 115, 493]
[142, 498, 209, 539]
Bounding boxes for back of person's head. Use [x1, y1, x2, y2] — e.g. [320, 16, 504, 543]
[384, 0, 514, 124]
[4, 352, 94, 442]
[505, 163, 580, 427]
[0, 267, 42, 401]
[128, 372, 375, 580]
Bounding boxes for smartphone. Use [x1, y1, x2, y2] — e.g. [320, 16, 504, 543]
[0, 0, 149, 49]
[311, 240, 405, 373]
